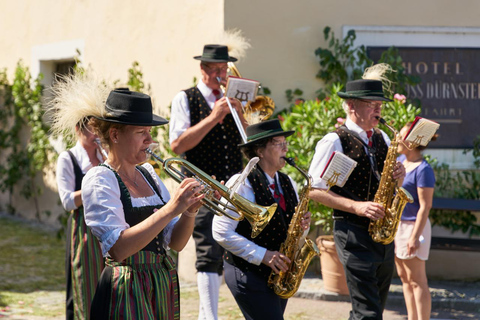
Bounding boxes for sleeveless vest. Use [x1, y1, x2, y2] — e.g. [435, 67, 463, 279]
[67, 150, 84, 191]
[102, 164, 168, 254]
[182, 87, 243, 183]
[330, 126, 388, 222]
[224, 167, 298, 279]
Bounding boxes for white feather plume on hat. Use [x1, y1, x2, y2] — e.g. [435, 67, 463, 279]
[48, 70, 111, 143]
[362, 63, 394, 96]
[216, 29, 251, 62]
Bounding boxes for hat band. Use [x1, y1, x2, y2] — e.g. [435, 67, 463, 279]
[105, 104, 152, 124]
[201, 52, 229, 60]
[247, 128, 283, 141]
[344, 89, 385, 97]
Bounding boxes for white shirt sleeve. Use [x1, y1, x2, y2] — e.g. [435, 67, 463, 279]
[169, 91, 191, 144]
[212, 174, 267, 266]
[56, 151, 78, 211]
[308, 133, 343, 189]
[82, 166, 130, 256]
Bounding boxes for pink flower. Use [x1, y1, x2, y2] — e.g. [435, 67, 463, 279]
[394, 93, 407, 104]
[277, 114, 285, 122]
[336, 117, 345, 124]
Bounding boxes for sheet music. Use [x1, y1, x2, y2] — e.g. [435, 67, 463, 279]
[225, 76, 259, 103]
[321, 152, 357, 188]
[404, 117, 440, 146]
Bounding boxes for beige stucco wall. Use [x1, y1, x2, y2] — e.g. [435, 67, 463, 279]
[0, 0, 226, 224]
[1, 0, 225, 113]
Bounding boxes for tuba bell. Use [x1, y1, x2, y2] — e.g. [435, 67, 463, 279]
[146, 148, 276, 238]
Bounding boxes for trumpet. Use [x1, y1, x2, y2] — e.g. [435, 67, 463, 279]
[146, 148, 277, 238]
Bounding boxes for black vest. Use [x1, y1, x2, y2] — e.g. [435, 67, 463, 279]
[67, 150, 84, 192]
[101, 164, 168, 255]
[182, 87, 243, 183]
[224, 167, 298, 279]
[330, 126, 388, 222]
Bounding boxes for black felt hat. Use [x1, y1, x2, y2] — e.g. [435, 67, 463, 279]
[337, 79, 392, 102]
[97, 88, 168, 126]
[239, 119, 294, 147]
[194, 44, 238, 62]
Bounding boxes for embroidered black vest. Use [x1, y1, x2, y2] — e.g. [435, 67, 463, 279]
[102, 164, 168, 254]
[182, 87, 243, 183]
[330, 126, 388, 222]
[224, 167, 298, 279]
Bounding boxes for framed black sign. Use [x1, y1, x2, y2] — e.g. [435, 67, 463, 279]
[367, 47, 480, 149]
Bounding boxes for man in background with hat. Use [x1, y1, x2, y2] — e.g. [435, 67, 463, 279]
[170, 44, 247, 320]
[308, 65, 406, 319]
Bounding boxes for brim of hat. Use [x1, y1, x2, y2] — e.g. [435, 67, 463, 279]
[238, 130, 295, 147]
[337, 92, 393, 102]
[193, 56, 238, 62]
[93, 114, 169, 126]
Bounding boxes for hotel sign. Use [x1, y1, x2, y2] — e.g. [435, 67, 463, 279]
[367, 47, 480, 148]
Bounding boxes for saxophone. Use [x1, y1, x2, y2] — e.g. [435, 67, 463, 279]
[268, 157, 320, 299]
[368, 117, 414, 245]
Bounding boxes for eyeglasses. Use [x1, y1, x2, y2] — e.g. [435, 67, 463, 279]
[203, 64, 228, 74]
[271, 141, 289, 149]
[356, 99, 383, 109]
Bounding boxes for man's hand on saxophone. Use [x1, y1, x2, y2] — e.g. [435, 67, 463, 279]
[262, 251, 291, 274]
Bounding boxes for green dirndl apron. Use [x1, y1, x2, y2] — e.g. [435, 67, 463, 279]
[90, 165, 180, 320]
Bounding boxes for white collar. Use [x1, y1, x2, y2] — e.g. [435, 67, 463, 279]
[345, 118, 373, 140]
[197, 80, 216, 98]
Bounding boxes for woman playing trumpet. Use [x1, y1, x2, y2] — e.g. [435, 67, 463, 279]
[212, 119, 311, 320]
[52, 78, 205, 319]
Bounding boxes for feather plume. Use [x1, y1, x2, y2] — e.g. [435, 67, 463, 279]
[217, 29, 251, 61]
[362, 63, 395, 96]
[47, 70, 111, 143]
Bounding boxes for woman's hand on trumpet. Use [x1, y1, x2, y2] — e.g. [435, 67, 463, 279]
[164, 177, 205, 216]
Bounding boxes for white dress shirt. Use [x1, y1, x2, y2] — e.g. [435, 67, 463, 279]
[56, 142, 103, 211]
[169, 80, 223, 144]
[82, 162, 178, 257]
[308, 118, 391, 189]
[212, 171, 298, 266]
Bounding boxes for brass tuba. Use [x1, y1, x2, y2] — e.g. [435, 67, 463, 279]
[368, 118, 414, 245]
[268, 157, 320, 298]
[227, 62, 275, 122]
[146, 148, 276, 238]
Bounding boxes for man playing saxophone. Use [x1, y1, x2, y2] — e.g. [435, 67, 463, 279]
[308, 64, 406, 320]
[212, 120, 311, 320]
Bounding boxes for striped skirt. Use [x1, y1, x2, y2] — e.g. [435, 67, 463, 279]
[90, 251, 180, 320]
[68, 208, 104, 320]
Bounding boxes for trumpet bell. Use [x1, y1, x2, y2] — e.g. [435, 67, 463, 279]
[231, 192, 278, 238]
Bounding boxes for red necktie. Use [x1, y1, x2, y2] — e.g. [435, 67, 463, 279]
[270, 183, 286, 211]
[366, 130, 373, 147]
[212, 89, 221, 101]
